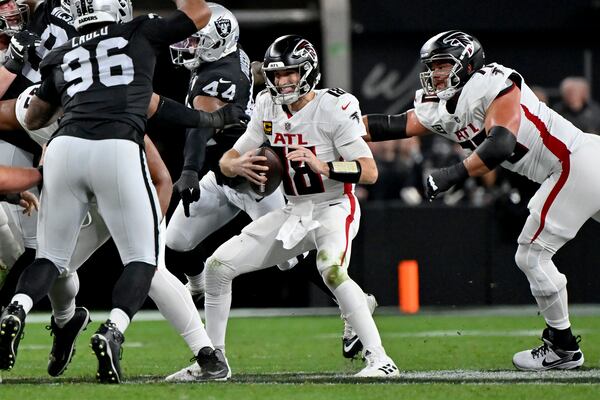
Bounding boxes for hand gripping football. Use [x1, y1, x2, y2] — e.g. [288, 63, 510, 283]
[250, 147, 283, 197]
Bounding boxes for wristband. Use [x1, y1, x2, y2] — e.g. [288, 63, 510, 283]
[327, 161, 362, 183]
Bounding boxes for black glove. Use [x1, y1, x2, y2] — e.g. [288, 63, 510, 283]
[424, 162, 469, 201]
[174, 170, 200, 217]
[4, 30, 41, 74]
[210, 103, 250, 129]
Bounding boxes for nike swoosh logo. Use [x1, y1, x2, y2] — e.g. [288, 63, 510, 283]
[541, 355, 574, 368]
[219, 78, 232, 84]
[341, 102, 351, 110]
[343, 336, 360, 353]
[255, 196, 265, 203]
[329, 202, 342, 207]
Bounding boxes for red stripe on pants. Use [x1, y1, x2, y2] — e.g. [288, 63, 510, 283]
[521, 104, 571, 243]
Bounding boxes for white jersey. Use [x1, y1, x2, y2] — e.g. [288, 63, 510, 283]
[234, 88, 370, 203]
[15, 84, 60, 147]
[414, 63, 586, 183]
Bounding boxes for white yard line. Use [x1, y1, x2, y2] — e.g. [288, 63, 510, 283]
[22, 304, 600, 324]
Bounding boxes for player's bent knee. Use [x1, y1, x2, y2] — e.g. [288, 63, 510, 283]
[321, 265, 349, 290]
[514, 243, 567, 296]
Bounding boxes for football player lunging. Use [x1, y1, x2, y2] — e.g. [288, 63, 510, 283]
[0, 0, 214, 383]
[203, 35, 399, 378]
[364, 30, 589, 371]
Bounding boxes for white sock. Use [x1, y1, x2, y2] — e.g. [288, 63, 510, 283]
[109, 308, 130, 333]
[535, 286, 571, 330]
[11, 293, 33, 314]
[204, 292, 232, 350]
[149, 267, 212, 354]
[49, 274, 80, 328]
[186, 272, 205, 291]
[333, 279, 383, 352]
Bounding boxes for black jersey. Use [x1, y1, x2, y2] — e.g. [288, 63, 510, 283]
[185, 47, 253, 181]
[37, 12, 197, 145]
[4, 0, 77, 99]
[1, 0, 76, 157]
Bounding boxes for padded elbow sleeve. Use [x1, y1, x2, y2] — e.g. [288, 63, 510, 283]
[475, 125, 517, 170]
[367, 113, 407, 142]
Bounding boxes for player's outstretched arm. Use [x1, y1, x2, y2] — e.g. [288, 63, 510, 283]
[363, 110, 430, 142]
[0, 98, 21, 131]
[148, 94, 248, 130]
[0, 67, 17, 101]
[0, 165, 42, 193]
[175, 0, 211, 29]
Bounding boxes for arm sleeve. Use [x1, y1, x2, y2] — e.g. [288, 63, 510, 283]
[140, 11, 198, 48]
[337, 137, 373, 161]
[182, 127, 213, 172]
[35, 74, 61, 106]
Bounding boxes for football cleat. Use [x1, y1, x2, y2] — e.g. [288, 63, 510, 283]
[0, 302, 26, 370]
[47, 307, 91, 377]
[342, 293, 378, 359]
[165, 347, 231, 382]
[513, 328, 584, 371]
[355, 348, 399, 378]
[90, 320, 124, 383]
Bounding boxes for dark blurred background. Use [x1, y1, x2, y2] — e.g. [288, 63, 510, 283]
[71, 0, 600, 311]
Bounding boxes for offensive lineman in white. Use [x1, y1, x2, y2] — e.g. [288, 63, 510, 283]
[205, 35, 399, 378]
[364, 30, 591, 371]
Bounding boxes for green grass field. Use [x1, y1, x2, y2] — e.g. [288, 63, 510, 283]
[1, 309, 599, 399]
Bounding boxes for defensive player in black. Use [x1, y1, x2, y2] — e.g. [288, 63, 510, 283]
[0, 0, 215, 383]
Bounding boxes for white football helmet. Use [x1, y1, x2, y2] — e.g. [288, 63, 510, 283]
[170, 2, 239, 70]
[70, 0, 132, 31]
[0, 0, 29, 35]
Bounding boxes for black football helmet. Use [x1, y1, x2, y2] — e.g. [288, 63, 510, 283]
[262, 35, 321, 105]
[419, 30, 485, 100]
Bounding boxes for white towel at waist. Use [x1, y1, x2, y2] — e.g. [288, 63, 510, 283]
[276, 201, 321, 249]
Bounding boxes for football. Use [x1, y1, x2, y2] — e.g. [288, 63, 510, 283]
[250, 146, 283, 196]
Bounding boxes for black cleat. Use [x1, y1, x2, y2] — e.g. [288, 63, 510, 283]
[90, 320, 124, 383]
[47, 307, 91, 377]
[0, 302, 26, 370]
[194, 347, 230, 381]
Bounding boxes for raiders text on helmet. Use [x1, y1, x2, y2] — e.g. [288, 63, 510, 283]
[170, 2, 239, 70]
[262, 35, 320, 105]
[70, 0, 132, 31]
[419, 30, 485, 100]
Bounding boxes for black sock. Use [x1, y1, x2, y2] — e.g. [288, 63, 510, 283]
[15, 258, 59, 305]
[0, 247, 36, 307]
[546, 325, 578, 350]
[112, 262, 156, 319]
[285, 251, 336, 302]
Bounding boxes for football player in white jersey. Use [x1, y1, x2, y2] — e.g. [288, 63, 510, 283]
[363, 30, 595, 371]
[200, 35, 398, 378]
